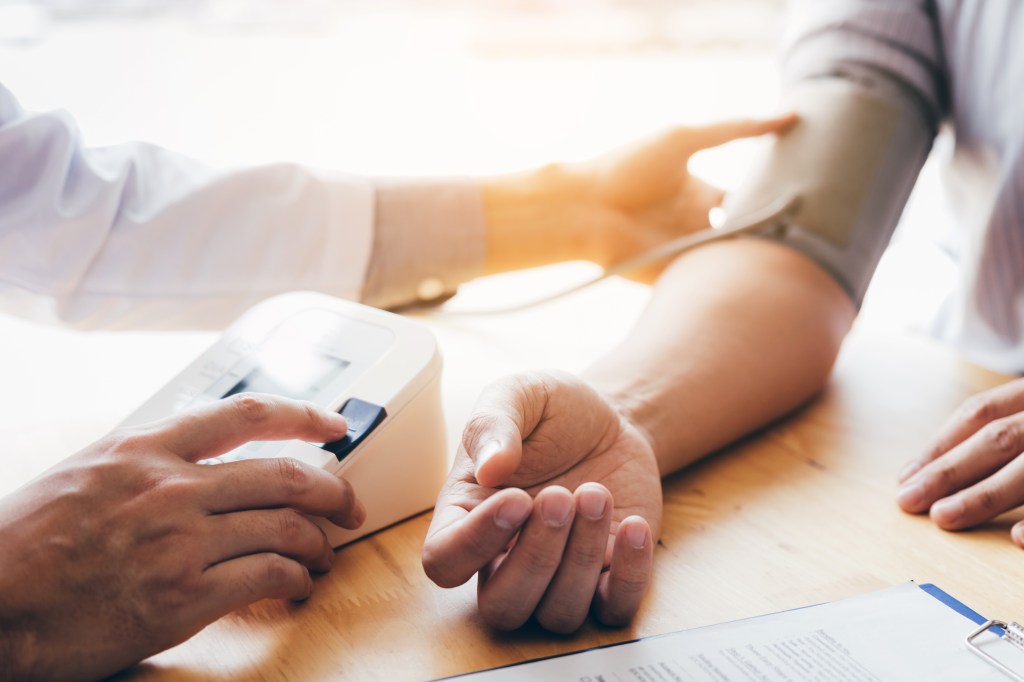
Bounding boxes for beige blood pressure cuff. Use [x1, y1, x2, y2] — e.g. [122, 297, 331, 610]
[723, 72, 936, 305]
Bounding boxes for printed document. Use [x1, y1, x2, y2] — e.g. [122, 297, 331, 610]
[442, 583, 1024, 681]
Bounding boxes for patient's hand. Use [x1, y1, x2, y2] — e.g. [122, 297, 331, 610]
[422, 371, 662, 633]
[897, 377, 1024, 544]
[482, 114, 796, 281]
[0, 394, 364, 682]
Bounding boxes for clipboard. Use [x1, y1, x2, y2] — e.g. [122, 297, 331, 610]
[918, 583, 1024, 681]
[436, 583, 1024, 681]
[966, 619, 1024, 681]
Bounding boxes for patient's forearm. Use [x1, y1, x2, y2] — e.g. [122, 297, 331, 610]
[584, 238, 855, 477]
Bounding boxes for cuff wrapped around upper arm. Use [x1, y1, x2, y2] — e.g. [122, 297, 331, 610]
[723, 0, 945, 305]
[723, 69, 937, 306]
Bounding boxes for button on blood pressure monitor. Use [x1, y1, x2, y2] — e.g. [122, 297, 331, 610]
[117, 292, 448, 548]
[323, 398, 387, 460]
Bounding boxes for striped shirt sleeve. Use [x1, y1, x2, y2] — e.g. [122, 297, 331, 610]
[782, 0, 947, 125]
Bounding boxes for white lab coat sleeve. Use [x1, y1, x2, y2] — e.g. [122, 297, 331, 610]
[0, 83, 374, 330]
[362, 177, 486, 310]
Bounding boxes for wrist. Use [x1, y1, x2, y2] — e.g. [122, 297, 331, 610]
[589, 380, 666, 478]
[481, 163, 601, 273]
[363, 178, 487, 309]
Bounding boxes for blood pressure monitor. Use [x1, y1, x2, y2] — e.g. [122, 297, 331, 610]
[119, 292, 448, 548]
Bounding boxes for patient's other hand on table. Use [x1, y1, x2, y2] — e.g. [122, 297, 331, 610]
[898, 377, 1024, 544]
[422, 371, 662, 633]
[0, 394, 365, 682]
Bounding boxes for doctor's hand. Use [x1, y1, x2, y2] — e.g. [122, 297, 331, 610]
[0, 393, 364, 682]
[482, 113, 796, 281]
[898, 378, 1024, 545]
[422, 371, 662, 633]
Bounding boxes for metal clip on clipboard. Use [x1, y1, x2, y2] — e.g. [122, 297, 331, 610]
[967, 620, 1024, 681]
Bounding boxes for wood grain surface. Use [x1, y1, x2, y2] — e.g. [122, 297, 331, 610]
[89, 328, 1024, 681]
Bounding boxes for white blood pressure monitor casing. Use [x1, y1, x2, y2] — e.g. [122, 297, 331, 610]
[119, 292, 447, 548]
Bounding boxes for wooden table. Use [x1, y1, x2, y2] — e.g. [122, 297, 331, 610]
[81, 318, 1017, 681]
[0, 10, 982, 680]
[1, 271, 1019, 681]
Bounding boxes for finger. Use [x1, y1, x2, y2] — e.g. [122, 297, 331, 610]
[205, 508, 334, 574]
[593, 516, 653, 626]
[1012, 521, 1024, 549]
[422, 487, 533, 588]
[477, 486, 575, 630]
[681, 113, 798, 152]
[196, 553, 314, 623]
[464, 421, 523, 490]
[203, 457, 365, 530]
[534, 484, 614, 633]
[152, 393, 349, 463]
[602, 115, 796, 204]
[897, 414, 1024, 514]
[461, 376, 546, 488]
[928, 453, 1024, 530]
[899, 378, 1024, 483]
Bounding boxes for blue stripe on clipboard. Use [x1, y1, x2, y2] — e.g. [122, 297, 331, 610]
[919, 583, 1005, 635]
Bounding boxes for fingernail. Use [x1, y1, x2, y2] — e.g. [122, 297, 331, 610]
[1012, 525, 1024, 546]
[353, 499, 367, 527]
[540, 492, 572, 527]
[626, 522, 648, 550]
[578, 486, 608, 520]
[476, 440, 503, 466]
[898, 460, 921, 484]
[931, 496, 964, 524]
[495, 496, 531, 530]
[897, 482, 924, 509]
[327, 411, 348, 433]
[301, 575, 314, 600]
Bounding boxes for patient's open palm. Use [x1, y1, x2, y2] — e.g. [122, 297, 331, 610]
[423, 371, 662, 633]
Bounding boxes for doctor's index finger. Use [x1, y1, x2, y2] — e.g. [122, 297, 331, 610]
[152, 393, 349, 462]
[680, 113, 798, 153]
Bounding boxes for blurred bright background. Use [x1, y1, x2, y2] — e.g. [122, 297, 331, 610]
[0, 0, 955, 491]
[1, 0, 789, 172]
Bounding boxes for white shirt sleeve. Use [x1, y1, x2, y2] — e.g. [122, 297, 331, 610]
[0, 82, 374, 330]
